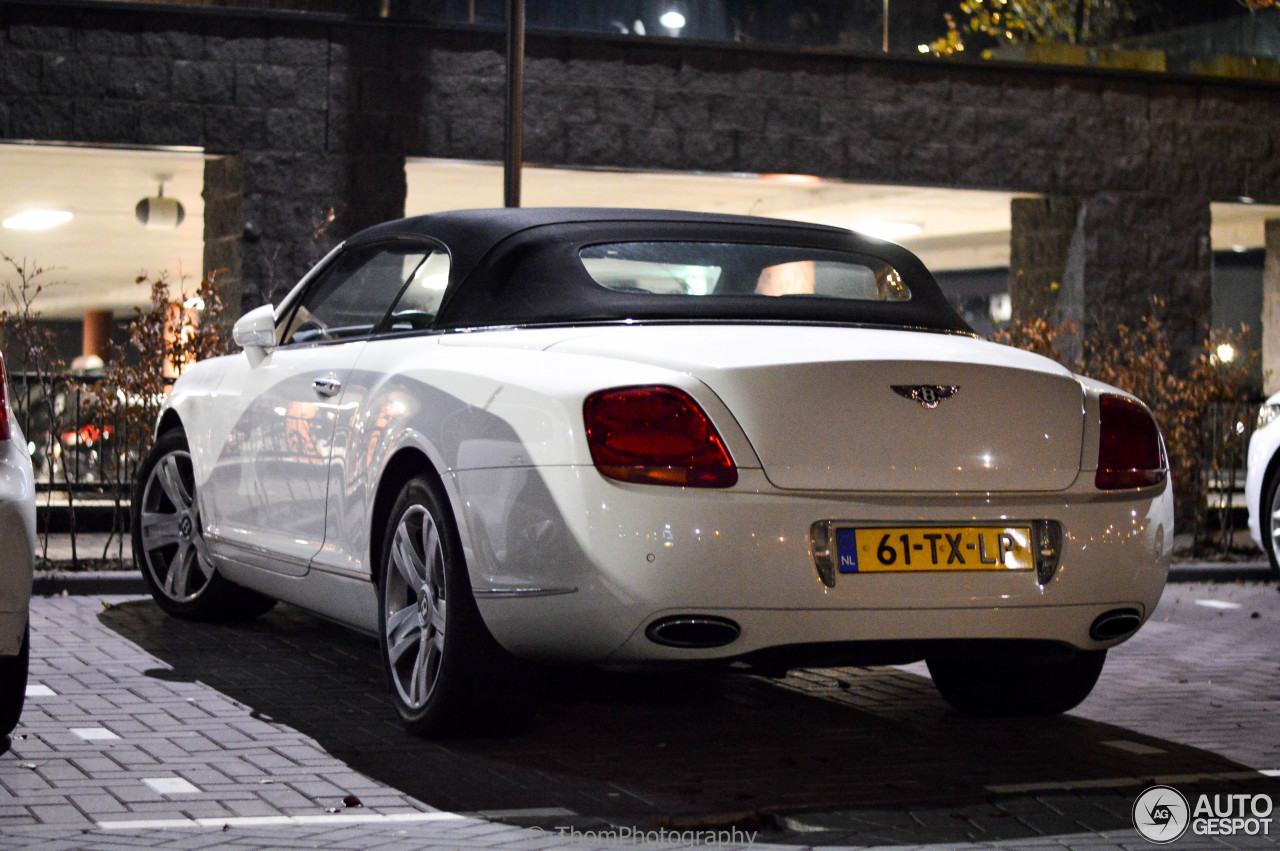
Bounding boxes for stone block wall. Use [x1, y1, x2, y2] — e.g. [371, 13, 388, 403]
[2, 0, 1279, 355]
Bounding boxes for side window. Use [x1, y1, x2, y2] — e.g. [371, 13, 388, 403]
[385, 250, 450, 332]
[278, 245, 433, 346]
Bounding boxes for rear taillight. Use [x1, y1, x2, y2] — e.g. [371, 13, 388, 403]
[1095, 393, 1166, 490]
[0, 352, 9, 442]
[584, 385, 737, 488]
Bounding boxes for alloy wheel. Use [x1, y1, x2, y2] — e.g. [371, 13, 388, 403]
[384, 504, 448, 712]
[138, 450, 214, 603]
[1270, 482, 1280, 558]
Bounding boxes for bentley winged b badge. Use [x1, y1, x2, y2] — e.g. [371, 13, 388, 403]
[891, 384, 960, 409]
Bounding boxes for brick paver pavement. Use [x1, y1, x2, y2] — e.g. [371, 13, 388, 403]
[0, 577, 1276, 849]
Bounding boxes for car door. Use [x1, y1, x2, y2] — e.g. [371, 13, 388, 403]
[311, 247, 452, 578]
[202, 243, 437, 577]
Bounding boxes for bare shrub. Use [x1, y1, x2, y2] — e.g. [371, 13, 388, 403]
[996, 299, 1261, 552]
[0, 256, 69, 562]
[76, 271, 233, 562]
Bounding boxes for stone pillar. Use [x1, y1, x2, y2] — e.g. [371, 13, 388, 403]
[203, 155, 244, 321]
[1008, 196, 1084, 366]
[1009, 196, 1082, 326]
[205, 20, 412, 315]
[1009, 192, 1212, 374]
[1263, 220, 1280, 395]
[1077, 192, 1212, 371]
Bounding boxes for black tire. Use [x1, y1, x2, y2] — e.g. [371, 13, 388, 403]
[0, 625, 29, 738]
[926, 649, 1107, 717]
[378, 476, 533, 737]
[1260, 472, 1280, 578]
[133, 429, 276, 622]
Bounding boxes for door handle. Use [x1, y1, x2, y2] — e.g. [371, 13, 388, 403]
[313, 376, 342, 398]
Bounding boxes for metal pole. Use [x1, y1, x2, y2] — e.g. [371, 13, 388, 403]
[882, 0, 889, 52]
[504, 0, 525, 208]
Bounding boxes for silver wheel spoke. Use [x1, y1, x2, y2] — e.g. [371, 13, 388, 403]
[192, 549, 215, 580]
[157, 455, 193, 510]
[388, 611, 424, 665]
[141, 510, 182, 550]
[410, 635, 430, 704]
[392, 524, 426, 588]
[421, 521, 441, 578]
[165, 544, 192, 597]
[386, 603, 419, 637]
[429, 598, 446, 635]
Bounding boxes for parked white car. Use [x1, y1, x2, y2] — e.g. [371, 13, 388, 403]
[1245, 393, 1280, 575]
[0, 351, 35, 742]
[134, 209, 1173, 736]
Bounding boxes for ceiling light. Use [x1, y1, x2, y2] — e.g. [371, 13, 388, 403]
[852, 221, 922, 240]
[760, 173, 821, 184]
[3, 209, 73, 230]
[659, 10, 686, 29]
[136, 178, 185, 230]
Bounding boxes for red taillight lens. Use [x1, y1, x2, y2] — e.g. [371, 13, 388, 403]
[584, 385, 737, 488]
[0, 352, 9, 442]
[1095, 393, 1166, 490]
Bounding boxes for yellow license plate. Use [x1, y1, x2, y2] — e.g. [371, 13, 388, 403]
[836, 526, 1034, 573]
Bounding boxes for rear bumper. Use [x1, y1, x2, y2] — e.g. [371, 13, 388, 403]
[458, 467, 1172, 665]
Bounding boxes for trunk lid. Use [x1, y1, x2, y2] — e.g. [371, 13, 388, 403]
[548, 325, 1086, 493]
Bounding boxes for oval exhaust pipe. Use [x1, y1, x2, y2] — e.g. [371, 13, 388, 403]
[646, 615, 741, 649]
[1090, 608, 1143, 641]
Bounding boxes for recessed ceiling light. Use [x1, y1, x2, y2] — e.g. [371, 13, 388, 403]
[3, 209, 73, 230]
[760, 173, 822, 184]
[852, 221, 923, 240]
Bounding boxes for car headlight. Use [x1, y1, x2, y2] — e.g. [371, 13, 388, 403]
[1258, 404, 1280, 430]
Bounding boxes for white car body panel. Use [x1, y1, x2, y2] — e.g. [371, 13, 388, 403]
[1246, 390, 1280, 550]
[163, 321, 1172, 660]
[182, 342, 366, 577]
[0, 413, 35, 656]
[539, 326, 1086, 492]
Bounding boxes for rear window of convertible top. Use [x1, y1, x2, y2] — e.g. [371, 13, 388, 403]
[578, 242, 911, 302]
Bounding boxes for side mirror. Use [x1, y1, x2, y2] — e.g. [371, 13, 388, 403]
[232, 304, 276, 353]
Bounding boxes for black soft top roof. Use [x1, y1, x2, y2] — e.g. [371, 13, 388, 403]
[347, 208, 972, 334]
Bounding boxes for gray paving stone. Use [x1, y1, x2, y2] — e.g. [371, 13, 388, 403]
[6, 585, 1280, 850]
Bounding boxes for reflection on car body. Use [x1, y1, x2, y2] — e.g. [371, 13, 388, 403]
[0, 351, 35, 743]
[133, 208, 1173, 736]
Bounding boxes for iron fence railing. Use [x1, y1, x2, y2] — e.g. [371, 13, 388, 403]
[9, 372, 144, 499]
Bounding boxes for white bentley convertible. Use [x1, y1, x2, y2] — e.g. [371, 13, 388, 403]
[134, 208, 1172, 735]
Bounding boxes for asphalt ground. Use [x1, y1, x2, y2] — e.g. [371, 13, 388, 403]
[2, 540, 1278, 849]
